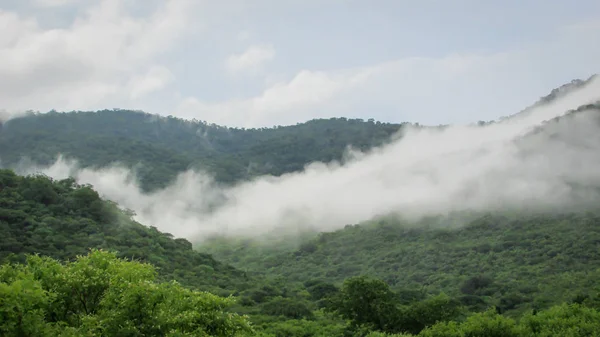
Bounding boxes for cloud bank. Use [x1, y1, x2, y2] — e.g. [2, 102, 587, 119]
[0, 0, 197, 112]
[18, 77, 600, 241]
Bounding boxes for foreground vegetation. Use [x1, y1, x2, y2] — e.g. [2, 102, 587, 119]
[0, 250, 252, 336]
[3, 250, 600, 336]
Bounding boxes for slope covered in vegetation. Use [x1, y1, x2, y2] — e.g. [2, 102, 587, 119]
[0, 169, 250, 295]
[0, 112, 404, 191]
[2, 76, 600, 336]
[5, 249, 600, 337]
[0, 75, 595, 193]
[201, 101, 600, 318]
[201, 211, 600, 317]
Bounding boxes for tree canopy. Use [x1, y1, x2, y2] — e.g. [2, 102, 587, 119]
[0, 249, 253, 336]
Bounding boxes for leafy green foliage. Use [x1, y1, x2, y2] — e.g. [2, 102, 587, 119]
[0, 250, 252, 336]
[0, 169, 250, 294]
[419, 309, 522, 337]
[251, 310, 347, 337]
[331, 276, 402, 332]
[202, 212, 600, 316]
[259, 297, 314, 320]
[328, 276, 462, 335]
[519, 303, 600, 336]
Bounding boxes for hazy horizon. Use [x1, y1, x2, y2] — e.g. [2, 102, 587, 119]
[2, 73, 596, 129]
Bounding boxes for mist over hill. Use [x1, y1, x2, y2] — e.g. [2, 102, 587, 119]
[0, 111, 404, 191]
[1, 76, 599, 240]
[4, 76, 600, 336]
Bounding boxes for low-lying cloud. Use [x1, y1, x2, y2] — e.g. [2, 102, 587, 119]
[16, 77, 600, 241]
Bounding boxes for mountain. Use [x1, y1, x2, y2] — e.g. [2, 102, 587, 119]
[3, 77, 600, 336]
[0, 112, 404, 191]
[0, 75, 596, 193]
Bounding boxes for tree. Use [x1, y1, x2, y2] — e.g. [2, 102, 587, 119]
[260, 297, 314, 319]
[0, 250, 253, 336]
[330, 276, 402, 332]
[520, 303, 600, 336]
[401, 293, 463, 334]
[419, 309, 522, 337]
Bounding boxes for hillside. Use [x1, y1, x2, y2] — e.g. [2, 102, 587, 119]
[0, 169, 251, 295]
[3, 77, 600, 336]
[0, 75, 596, 194]
[0, 112, 404, 191]
[0, 168, 389, 335]
[199, 101, 600, 316]
[201, 211, 600, 315]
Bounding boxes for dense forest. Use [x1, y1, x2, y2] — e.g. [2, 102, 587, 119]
[201, 211, 600, 316]
[0, 113, 404, 191]
[3, 76, 600, 336]
[0, 75, 594, 193]
[3, 170, 600, 336]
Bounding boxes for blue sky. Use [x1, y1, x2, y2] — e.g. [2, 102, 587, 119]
[1, 0, 599, 127]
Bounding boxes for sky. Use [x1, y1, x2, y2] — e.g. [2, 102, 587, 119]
[1, 0, 599, 128]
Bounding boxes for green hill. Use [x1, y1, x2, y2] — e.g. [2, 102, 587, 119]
[3, 76, 600, 336]
[0, 168, 251, 295]
[0, 75, 595, 193]
[199, 100, 600, 317]
[200, 211, 600, 315]
[0, 112, 404, 191]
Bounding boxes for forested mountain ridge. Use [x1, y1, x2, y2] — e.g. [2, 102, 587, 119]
[0, 75, 595, 196]
[0, 112, 404, 191]
[0, 75, 595, 193]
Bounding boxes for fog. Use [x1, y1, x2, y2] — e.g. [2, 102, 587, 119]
[17, 77, 600, 241]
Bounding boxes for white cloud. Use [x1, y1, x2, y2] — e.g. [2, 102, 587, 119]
[225, 44, 275, 74]
[0, 0, 196, 112]
[128, 65, 175, 100]
[177, 69, 371, 126]
[179, 19, 600, 127]
[33, 0, 79, 7]
[176, 53, 512, 127]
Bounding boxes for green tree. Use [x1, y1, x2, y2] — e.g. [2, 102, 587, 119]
[331, 276, 402, 332]
[520, 303, 600, 336]
[419, 309, 522, 337]
[401, 293, 463, 334]
[0, 250, 253, 336]
[259, 297, 314, 320]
